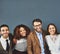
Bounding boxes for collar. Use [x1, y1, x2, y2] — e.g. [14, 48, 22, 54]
[36, 31, 42, 35]
[1, 36, 9, 41]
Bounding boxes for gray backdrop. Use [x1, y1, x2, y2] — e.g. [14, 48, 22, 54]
[0, 0, 60, 33]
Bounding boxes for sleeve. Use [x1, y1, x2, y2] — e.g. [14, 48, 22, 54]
[27, 33, 33, 54]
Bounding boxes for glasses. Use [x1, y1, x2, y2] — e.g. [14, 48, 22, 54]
[34, 24, 42, 27]
[1, 29, 9, 32]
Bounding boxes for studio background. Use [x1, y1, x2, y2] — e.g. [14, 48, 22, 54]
[0, 0, 60, 33]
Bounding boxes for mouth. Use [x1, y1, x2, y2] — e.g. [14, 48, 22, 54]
[3, 33, 9, 35]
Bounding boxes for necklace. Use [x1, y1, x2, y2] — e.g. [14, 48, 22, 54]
[50, 35, 57, 43]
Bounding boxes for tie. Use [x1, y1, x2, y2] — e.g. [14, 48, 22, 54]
[6, 40, 10, 52]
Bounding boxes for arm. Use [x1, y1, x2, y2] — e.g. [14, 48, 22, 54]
[13, 38, 17, 44]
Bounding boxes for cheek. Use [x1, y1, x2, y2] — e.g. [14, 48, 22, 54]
[33, 26, 36, 30]
[7, 31, 10, 33]
[48, 29, 56, 34]
[48, 29, 52, 34]
[48, 29, 51, 32]
[20, 32, 26, 36]
[0, 31, 4, 34]
[20, 32, 22, 35]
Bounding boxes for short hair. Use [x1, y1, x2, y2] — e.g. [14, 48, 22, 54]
[0, 24, 9, 31]
[32, 18, 42, 25]
[47, 23, 58, 35]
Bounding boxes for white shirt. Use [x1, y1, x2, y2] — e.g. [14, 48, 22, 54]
[0, 36, 10, 50]
[45, 34, 60, 54]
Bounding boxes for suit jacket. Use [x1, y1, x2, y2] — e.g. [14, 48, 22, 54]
[27, 30, 50, 54]
[0, 34, 13, 54]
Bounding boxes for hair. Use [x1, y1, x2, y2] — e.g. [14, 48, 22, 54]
[47, 23, 58, 35]
[0, 24, 9, 31]
[13, 24, 30, 39]
[32, 18, 42, 25]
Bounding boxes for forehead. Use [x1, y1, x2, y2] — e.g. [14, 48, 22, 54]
[34, 22, 41, 25]
[49, 25, 55, 28]
[19, 27, 25, 30]
[1, 27, 9, 30]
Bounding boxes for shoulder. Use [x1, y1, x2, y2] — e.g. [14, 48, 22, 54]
[28, 31, 36, 36]
[58, 34, 60, 36]
[27, 31, 36, 39]
[45, 35, 50, 38]
[57, 34, 60, 38]
[45, 35, 50, 40]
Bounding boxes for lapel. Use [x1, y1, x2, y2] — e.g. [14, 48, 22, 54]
[42, 30, 46, 48]
[33, 31, 40, 47]
[42, 31, 45, 44]
[33, 30, 46, 48]
[0, 42, 4, 50]
[9, 38, 12, 54]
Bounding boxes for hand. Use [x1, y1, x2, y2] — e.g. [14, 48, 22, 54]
[13, 38, 17, 44]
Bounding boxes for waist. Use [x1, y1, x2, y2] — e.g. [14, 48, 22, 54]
[14, 49, 27, 53]
[15, 42, 27, 51]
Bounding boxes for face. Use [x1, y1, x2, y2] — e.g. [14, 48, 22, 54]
[48, 25, 56, 35]
[33, 22, 42, 33]
[19, 27, 26, 37]
[0, 27, 10, 38]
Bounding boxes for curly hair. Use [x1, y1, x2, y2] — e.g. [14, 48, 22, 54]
[13, 24, 30, 39]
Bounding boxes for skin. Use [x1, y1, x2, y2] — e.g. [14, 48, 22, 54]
[48, 25, 56, 36]
[33, 21, 42, 33]
[19, 27, 26, 37]
[0, 27, 9, 39]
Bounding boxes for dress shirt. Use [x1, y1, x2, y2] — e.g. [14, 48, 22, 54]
[36, 32, 45, 54]
[0, 36, 10, 50]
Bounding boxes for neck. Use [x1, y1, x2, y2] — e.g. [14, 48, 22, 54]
[3, 36, 8, 39]
[50, 34, 56, 36]
[35, 30, 42, 33]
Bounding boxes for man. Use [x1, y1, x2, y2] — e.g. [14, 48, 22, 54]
[0, 24, 12, 54]
[27, 19, 50, 54]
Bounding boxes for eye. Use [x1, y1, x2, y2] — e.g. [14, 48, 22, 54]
[49, 28, 51, 30]
[6, 29, 9, 31]
[1, 29, 9, 32]
[1, 30, 5, 32]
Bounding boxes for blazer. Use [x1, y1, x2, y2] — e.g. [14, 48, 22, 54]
[27, 30, 50, 54]
[0, 34, 13, 54]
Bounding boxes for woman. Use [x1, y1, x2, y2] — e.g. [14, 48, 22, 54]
[45, 23, 60, 54]
[13, 24, 30, 54]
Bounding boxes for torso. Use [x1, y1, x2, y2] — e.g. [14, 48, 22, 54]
[45, 34, 60, 54]
[15, 38, 27, 52]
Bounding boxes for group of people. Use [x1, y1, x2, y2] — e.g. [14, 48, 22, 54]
[0, 18, 60, 54]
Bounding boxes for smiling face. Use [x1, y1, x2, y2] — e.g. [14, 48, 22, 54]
[0, 27, 10, 38]
[19, 27, 26, 37]
[48, 25, 56, 35]
[33, 21, 42, 33]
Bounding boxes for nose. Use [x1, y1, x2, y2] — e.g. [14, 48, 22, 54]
[36, 26, 40, 29]
[4, 30, 8, 33]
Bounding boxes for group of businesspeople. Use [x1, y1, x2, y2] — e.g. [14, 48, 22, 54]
[0, 18, 60, 54]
